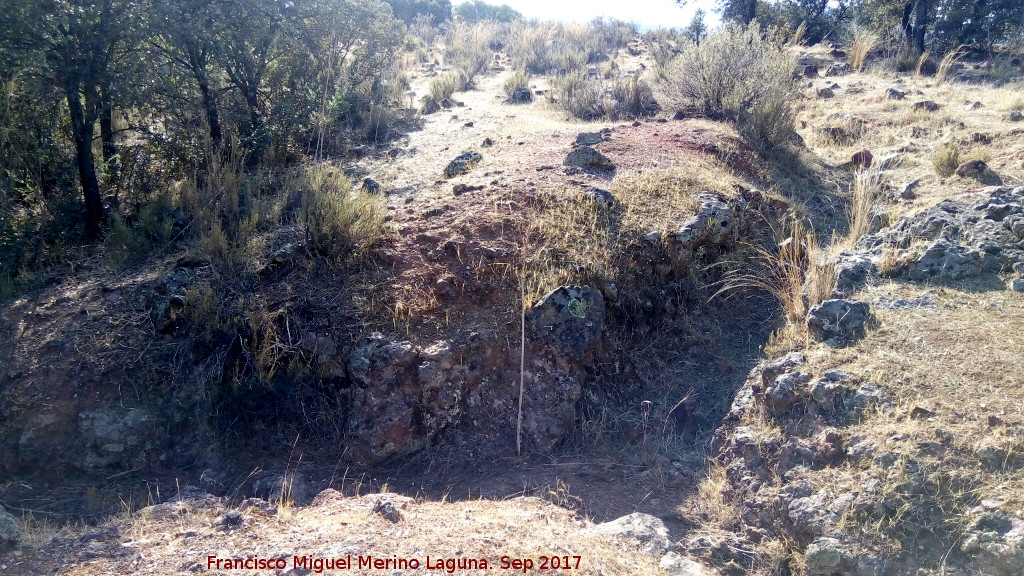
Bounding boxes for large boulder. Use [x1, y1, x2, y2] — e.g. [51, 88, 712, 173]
[526, 286, 605, 360]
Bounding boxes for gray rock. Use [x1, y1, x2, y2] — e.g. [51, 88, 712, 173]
[912, 100, 941, 112]
[885, 88, 906, 100]
[805, 537, 853, 575]
[581, 513, 670, 556]
[564, 145, 613, 169]
[0, 506, 19, 553]
[361, 177, 381, 194]
[833, 253, 875, 297]
[526, 286, 605, 360]
[666, 193, 735, 268]
[899, 179, 919, 199]
[581, 186, 615, 206]
[510, 87, 532, 103]
[575, 132, 604, 145]
[253, 472, 312, 506]
[961, 513, 1024, 575]
[765, 372, 813, 412]
[346, 334, 463, 463]
[806, 299, 872, 344]
[79, 407, 161, 469]
[444, 151, 483, 178]
[419, 95, 441, 115]
[1010, 278, 1024, 292]
[659, 552, 716, 576]
[905, 239, 1000, 281]
[373, 497, 401, 522]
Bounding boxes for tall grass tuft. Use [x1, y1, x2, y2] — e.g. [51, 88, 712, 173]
[850, 29, 879, 72]
[935, 45, 967, 85]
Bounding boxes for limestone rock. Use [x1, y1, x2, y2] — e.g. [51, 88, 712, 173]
[444, 151, 483, 178]
[581, 513, 670, 556]
[807, 299, 872, 344]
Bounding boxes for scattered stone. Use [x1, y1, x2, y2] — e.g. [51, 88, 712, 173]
[972, 132, 992, 144]
[564, 145, 613, 170]
[575, 132, 604, 146]
[829, 49, 847, 58]
[0, 506, 20, 552]
[885, 88, 906, 100]
[806, 299, 872, 344]
[965, 101, 983, 110]
[899, 179, 920, 200]
[444, 151, 483, 178]
[452, 183, 484, 195]
[463, 121, 474, 128]
[361, 177, 381, 194]
[910, 406, 937, 419]
[1010, 278, 1024, 292]
[1006, 110, 1023, 122]
[956, 159, 988, 179]
[373, 497, 401, 523]
[666, 193, 735, 268]
[803, 64, 819, 78]
[851, 148, 873, 167]
[817, 126, 850, 143]
[904, 239, 1000, 281]
[216, 510, 244, 529]
[482, 137, 494, 147]
[581, 186, 615, 206]
[581, 513, 670, 556]
[816, 87, 834, 98]
[510, 87, 532, 103]
[912, 100, 941, 112]
[824, 63, 850, 76]
[419, 95, 441, 115]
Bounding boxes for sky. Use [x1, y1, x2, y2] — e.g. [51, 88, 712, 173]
[452, 0, 721, 31]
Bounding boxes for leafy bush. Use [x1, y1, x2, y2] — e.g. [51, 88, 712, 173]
[656, 22, 796, 145]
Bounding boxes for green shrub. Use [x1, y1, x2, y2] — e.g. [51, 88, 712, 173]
[656, 22, 796, 145]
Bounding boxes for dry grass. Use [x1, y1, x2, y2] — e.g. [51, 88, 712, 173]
[932, 141, 961, 177]
[846, 167, 882, 245]
[54, 493, 665, 576]
[849, 30, 879, 72]
[935, 45, 967, 85]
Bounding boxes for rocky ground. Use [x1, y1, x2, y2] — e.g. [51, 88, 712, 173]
[1, 35, 1023, 576]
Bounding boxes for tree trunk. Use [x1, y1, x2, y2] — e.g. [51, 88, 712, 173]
[902, 3, 914, 45]
[198, 79, 223, 150]
[913, 0, 928, 53]
[99, 87, 118, 186]
[65, 82, 104, 239]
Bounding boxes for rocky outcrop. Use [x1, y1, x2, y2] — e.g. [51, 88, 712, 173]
[345, 334, 467, 463]
[564, 145, 613, 169]
[580, 513, 670, 556]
